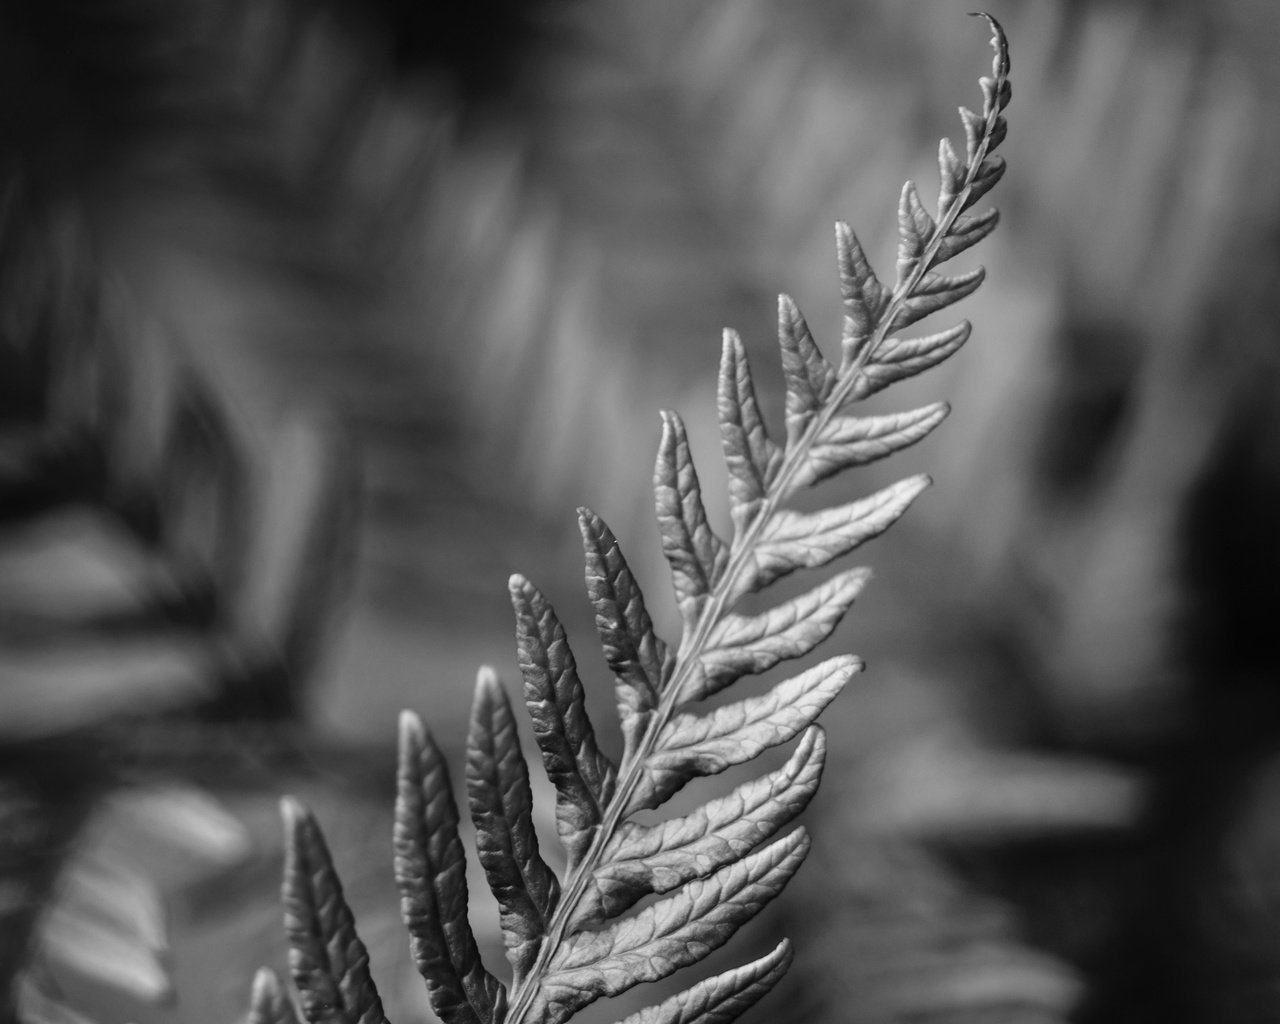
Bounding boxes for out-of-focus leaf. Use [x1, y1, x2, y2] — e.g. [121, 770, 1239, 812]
[247, 967, 304, 1024]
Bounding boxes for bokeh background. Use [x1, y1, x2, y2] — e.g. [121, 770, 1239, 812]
[4, 1, 1280, 1022]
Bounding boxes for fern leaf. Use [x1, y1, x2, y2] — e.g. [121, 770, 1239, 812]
[739, 475, 930, 597]
[534, 829, 810, 1024]
[964, 154, 1006, 209]
[248, 967, 303, 1024]
[696, 569, 870, 698]
[636, 656, 857, 809]
[852, 323, 972, 401]
[510, 575, 618, 864]
[936, 138, 965, 215]
[959, 106, 988, 164]
[935, 208, 1000, 265]
[573, 728, 826, 926]
[578, 509, 670, 747]
[777, 295, 836, 448]
[466, 668, 562, 984]
[609, 940, 793, 1024]
[889, 267, 986, 333]
[793, 403, 950, 490]
[895, 181, 936, 288]
[717, 330, 782, 532]
[655, 411, 730, 625]
[280, 799, 387, 1024]
[836, 223, 888, 365]
[394, 713, 507, 1024]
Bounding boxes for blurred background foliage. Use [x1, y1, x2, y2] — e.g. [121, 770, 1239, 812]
[3, 1, 1280, 1022]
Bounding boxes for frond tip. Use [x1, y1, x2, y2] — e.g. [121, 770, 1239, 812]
[253, 15, 1010, 1024]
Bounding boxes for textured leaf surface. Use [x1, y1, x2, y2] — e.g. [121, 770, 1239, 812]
[248, 968, 303, 1024]
[579, 509, 670, 747]
[511, 575, 618, 864]
[777, 295, 836, 447]
[738, 476, 930, 596]
[637, 657, 857, 808]
[395, 713, 506, 1024]
[466, 668, 561, 983]
[655, 412, 729, 624]
[935, 208, 999, 264]
[852, 323, 972, 401]
[281, 799, 387, 1024]
[574, 728, 826, 925]
[609, 940, 793, 1024]
[535, 829, 810, 1024]
[694, 569, 870, 699]
[890, 268, 985, 333]
[895, 181, 936, 286]
[793, 403, 949, 490]
[718, 330, 781, 530]
[836, 222, 887, 364]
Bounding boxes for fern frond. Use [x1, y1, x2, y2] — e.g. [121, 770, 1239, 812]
[262, 14, 1010, 1024]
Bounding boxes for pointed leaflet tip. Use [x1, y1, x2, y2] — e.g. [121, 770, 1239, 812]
[695, 568, 872, 699]
[794, 402, 951, 491]
[777, 294, 835, 448]
[655, 410, 729, 624]
[395, 709, 507, 1024]
[467, 665, 561, 984]
[511, 574, 617, 864]
[281, 797, 388, 1024]
[578, 507, 669, 745]
[834, 221, 886, 366]
[636, 656, 859, 809]
[969, 12, 1010, 79]
[718, 328, 781, 531]
[536, 829, 812, 1023]
[574, 727, 829, 928]
[608, 939, 795, 1024]
[248, 967, 302, 1024]
[895, 181, 936, 286]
